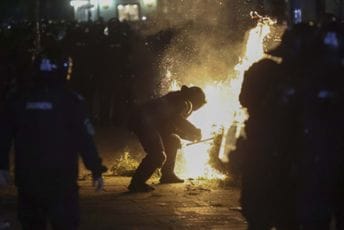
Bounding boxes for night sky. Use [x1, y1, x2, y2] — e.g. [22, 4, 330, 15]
[0, 0, 73, 20]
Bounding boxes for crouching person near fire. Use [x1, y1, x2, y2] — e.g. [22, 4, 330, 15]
[128, 86, 206, 192]
[0, 50, 107, 230]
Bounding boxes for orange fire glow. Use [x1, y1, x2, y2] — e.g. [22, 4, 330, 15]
[173, 13, 276, 180]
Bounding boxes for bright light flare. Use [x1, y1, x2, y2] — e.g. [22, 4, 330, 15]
[172, 13, 276, 180]
[175, 83, 236, 179]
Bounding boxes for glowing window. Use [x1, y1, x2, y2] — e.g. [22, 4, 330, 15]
[70, 0, 89, 8]
[99, 0, 112, 9]
[117, 4, 140, 22]
[142, 0, 156, 7]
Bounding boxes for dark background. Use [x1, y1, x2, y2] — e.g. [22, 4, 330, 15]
[0, 0, 73, 21]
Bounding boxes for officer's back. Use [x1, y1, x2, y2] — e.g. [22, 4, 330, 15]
[10, 85, 87, 188]
[1, 52, 104, 190]
[0, 44, 106, 230]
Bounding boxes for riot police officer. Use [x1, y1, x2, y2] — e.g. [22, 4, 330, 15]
[0, 49, 107, 230]
[231, 23, 318, 230]
[295, 21, 344, 230]
[128, 85, 206, 192]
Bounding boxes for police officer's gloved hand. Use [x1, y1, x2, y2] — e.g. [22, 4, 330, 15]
[0, 170, 10, 187]
[92, 165, 107, 192]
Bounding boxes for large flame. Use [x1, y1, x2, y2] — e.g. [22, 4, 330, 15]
[170, 13, 276, 179]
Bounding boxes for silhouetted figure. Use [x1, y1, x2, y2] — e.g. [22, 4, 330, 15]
[231, 23, 318, 230]
[127, 86, 206, 192]
[0, 50, 107, 230]
[237, 58, 299, 230]
[294, 22, 344, 230]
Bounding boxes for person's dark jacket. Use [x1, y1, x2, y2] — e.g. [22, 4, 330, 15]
[0, 86, 105, 189]
[130, 90, 200, 141]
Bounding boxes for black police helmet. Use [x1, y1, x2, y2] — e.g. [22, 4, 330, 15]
[181, 85, 206, 111]
[267, 23, 318, 57]
[34, 48, 72, 84]
[319, 22, 343, 56]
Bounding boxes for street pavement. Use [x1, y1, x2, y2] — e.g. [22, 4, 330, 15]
[0, 177, 247, 230]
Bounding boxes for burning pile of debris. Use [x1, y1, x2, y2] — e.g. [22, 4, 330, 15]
[110, 13, 281, 182]
[171, 13, 278, 181]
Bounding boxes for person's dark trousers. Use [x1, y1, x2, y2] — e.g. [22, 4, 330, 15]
[131, 127, 166, 184]
[17, 185, 79, 230]
[131, 154, 164, 184]
[161, 134, 181, 176]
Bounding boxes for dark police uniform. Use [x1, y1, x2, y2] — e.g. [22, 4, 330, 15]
[231, 23, 324, 230]
[295, 50, 344, 230]
[231, 57, 301, 230]
[0, 85, 105, 230]
[235, 22, 344, 229]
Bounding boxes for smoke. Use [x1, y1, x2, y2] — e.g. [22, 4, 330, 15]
[159, 27, 239, 87]
[145, 0, 258, 33]
[154, 0, 258, 92]
[160, 0, 230, 29]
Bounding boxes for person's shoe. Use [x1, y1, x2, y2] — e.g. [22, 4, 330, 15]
[128, 182, 155, 193]
[160, 174, 185, 184]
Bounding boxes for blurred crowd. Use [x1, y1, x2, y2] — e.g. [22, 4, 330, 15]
[0, 19, 179, 126]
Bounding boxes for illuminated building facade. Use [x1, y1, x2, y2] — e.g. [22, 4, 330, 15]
[70, 0, 158, 22]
